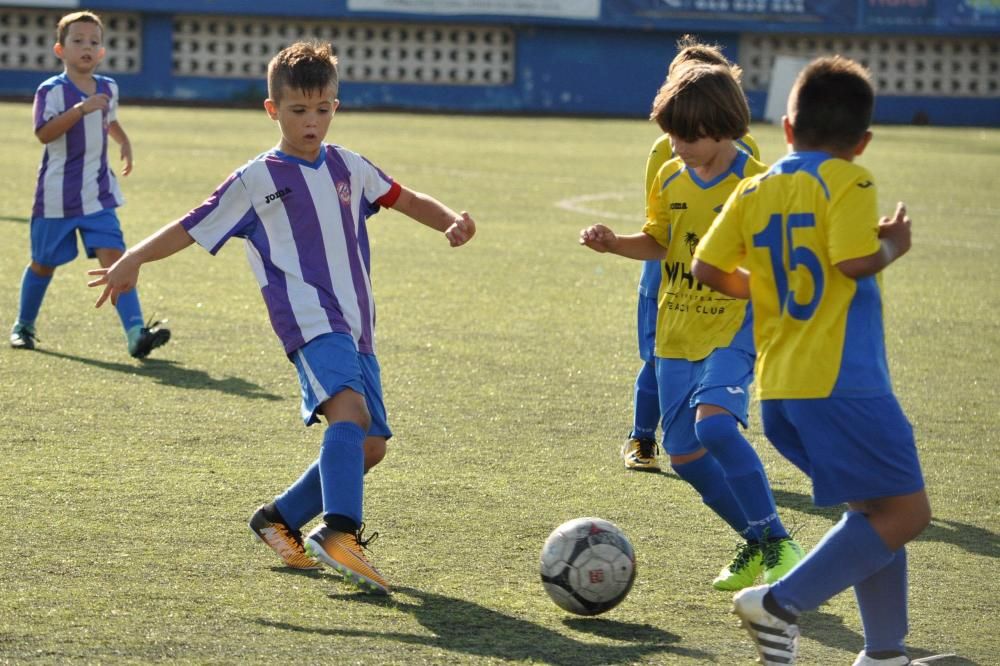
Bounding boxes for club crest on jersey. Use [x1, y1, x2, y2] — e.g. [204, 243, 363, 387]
[264, 187, 292, 204]
[336, 181, 351, 204]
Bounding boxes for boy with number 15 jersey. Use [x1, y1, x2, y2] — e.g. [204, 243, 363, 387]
[694, 56, 940, 665]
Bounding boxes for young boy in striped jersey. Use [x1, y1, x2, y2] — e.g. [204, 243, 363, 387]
[10, 11, 169, 357]
[88, 42, 476, 595]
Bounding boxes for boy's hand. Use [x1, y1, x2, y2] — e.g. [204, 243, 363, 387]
[87, 255, 140, 308]
[119, 140, 134, 176]
[878, 202, 911, 261]
[579, 224, 617, 252]
[79, 94, 110, 115]
[445, 211, 475, 247]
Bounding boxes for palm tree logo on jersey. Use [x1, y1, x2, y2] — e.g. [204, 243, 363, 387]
[684, 231, 699, 255]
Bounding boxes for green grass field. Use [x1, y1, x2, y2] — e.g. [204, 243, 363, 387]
[0, 101, 997, 664]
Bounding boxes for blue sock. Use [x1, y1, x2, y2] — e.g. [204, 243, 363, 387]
[319, 421, 366, 529]
[17, 266, 52, 326]
[274, 460, 322, 531]
[770, 511, 895, 616]
[630, 361, 660, 440]
[855, 547, 909, 654]
[114, 288, 145, 335]
[671, 452, 750, 536]
[695, 414, 787, 541]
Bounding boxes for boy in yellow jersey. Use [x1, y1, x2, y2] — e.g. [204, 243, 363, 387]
[694, 57, 942, 666]
[581, 63, 803, 591]
[624, 35, 760, 473]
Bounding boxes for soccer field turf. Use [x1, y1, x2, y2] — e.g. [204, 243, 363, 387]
[0, 102, 997, 664]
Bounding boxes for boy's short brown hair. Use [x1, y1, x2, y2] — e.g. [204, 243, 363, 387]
[267, 42, 339, 103]
[667, 35, 743, 84]
[788, 56, 874, 152]
[650, 63, 749, 142]
[56, 11, 103, 45]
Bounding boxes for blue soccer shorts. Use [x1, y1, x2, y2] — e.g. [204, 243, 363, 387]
[636, 293, 658, 363]
[30, 208, 126, 267]
[655, 347, 753, 456]
[761, 395, 925, 506]
[291, 331, 391, 437]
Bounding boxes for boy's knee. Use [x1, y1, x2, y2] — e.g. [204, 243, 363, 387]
[364, 437, 387, 472]
[694, 412, 738, 450]
[29, 262, 55, 277]
[320, 389, 371, 431]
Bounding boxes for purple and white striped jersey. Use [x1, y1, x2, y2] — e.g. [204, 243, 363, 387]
[32, 73, 124, 219]
[180, 145, 401, 356]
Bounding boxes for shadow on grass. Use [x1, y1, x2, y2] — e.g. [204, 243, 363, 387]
[35, 348, 282, 401]
[802, 611, 971, 664]
[258, 586, 712, 664]
[0, 215, 28, 224]
[773, 489, 999, 559]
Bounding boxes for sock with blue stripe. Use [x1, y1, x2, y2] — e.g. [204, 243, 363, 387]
[695, 413, 787, 541]
[319, 421, 366, 531]
[770, 511, 895, 616]
[671, 451, 749, 535]
[17, 266, 52, 327]
[630, 361, 660, 441]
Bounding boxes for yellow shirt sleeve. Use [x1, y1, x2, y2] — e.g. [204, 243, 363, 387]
[827, 164, 881, 265]
[641, 162, 675, 249]
[694, 180, 750, 272]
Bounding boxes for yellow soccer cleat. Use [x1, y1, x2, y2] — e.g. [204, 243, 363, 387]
[305, 523, 391, 595]
[621, 437, 661, 472]
[249, 504, 322, 570]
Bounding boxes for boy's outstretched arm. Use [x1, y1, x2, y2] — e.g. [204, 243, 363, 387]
[391, 186, 475, 247]
[691, 259, 750, 299]
[88, 221, 195, 307]
[837, 202, 911, 278]
[579, 225, 666, 261]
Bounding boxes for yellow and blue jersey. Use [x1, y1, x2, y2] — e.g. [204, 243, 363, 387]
[695, 151, 890, 399]
[642, 149, 767, 361]
[639, 133, 760, 297]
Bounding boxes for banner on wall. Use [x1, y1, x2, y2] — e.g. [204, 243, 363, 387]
[347, 0, 600, 19]
[600, 0, 1000, 29]
[602, 0, 858, 26]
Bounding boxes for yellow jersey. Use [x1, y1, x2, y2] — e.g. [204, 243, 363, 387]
[642, 149, 768, 361]
[695, 151, 892, 399]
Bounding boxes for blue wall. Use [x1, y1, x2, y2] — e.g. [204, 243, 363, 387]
[1, 1, 997, 125]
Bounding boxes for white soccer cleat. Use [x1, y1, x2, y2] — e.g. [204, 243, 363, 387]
[732, 585, 799, 665]
[853, 652, 958, 666]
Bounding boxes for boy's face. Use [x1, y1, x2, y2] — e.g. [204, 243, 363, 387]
[55, 21, 104, 74]
[264, 84, 339, 162]
[668, 133, 728, 170]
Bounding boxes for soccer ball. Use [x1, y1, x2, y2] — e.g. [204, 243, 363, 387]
[539, 517, 636, 616]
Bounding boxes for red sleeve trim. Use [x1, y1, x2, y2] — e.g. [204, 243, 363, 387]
[377, 181, 402, 208]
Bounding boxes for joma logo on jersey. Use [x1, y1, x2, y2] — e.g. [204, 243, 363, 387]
[264, 187, 292, 204]
[670, 202, 687, 210]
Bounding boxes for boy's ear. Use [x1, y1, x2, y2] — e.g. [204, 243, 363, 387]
[263, 98, 278, 120]
[853, 130, 874, 157]
[782, 115, 795, 146]
[53, 42, 64, 59]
